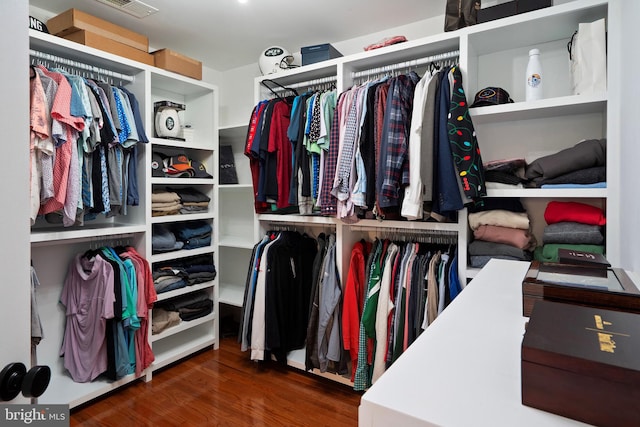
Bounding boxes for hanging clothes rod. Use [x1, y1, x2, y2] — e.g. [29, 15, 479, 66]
[29, 49, 135, 83]
[349, 226, 458, 242]
[350, 49, 460, 79]
[266, 218, 337, 228]
[267, 75, 337, 92]
[367, 228, 458, 244]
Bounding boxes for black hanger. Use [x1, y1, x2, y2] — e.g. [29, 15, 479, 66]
[429, 61, 441, 75]
[261, 78, 299, 100]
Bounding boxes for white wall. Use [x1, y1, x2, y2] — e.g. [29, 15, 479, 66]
[0, 0, 32, 403]
[215, 14, 446, 128]
[617, 0, 640, 273]
[211, 63, 257, 128]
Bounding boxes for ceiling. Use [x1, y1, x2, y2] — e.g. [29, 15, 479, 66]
[30, 0, 446, 71]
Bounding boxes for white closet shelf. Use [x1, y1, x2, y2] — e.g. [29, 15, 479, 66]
[30, 30, 144, 76]
[150, 72, 216, 96]
[151, 312, 216, 343]
[351, 219, 462, 232]
[485, 188, 607, 198]
[38, 370, 147, 408]
[218, 183, 253, 190]
[150, 177, 215, 185]
[286, 348, 354, 387]
[219, 123, 249, 136]
[343, 32, 459, 75]
[150, 246, 215, 263]
[30, 224, 146, 244]
[469, 93, 607, 124]
[150, 212, 214, 224]
[257, 59, 340, 87]
[257, 213, 336, 225]
[467, 0, 608, 54]
[151, 328, 216, 371]
[150, 137, 216, 151]
[218, 235, 255, 249]
[219, 284, 246, 307]
[155, 281, 215, 303]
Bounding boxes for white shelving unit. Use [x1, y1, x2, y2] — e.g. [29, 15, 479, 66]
[28, 27, 219, 408]
[217, 124, 256, 307]
[148, 70, 219, 369]
[242, 0, 614, 386]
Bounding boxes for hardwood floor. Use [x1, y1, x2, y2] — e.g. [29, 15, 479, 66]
[70, 337, 362, 427]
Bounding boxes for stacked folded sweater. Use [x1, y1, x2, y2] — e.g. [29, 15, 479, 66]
[534, 201, 606, 262]
[525, 138, 606, 188]
[152, 190, 182, 216]
[468, 198, 535, 268]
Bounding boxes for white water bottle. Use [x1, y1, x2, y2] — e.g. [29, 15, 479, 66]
[525, 48, 543, 101]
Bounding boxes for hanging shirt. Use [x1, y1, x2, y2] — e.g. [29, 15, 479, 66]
[341, 240, 371, 381]
[378, 72, 420, 209]
[372, 243, 399, 383]
[447, 65, 487, 203]
[34, 70, 56, 205]
[37, 66, 84, 223]
[402, 72, 438, 220]
[317, 235, 342, 372]
[354, 240, 383, 391]
[59, 254, 115, 383]
[319, 91, 345, 216]
[29, 71, 50, 224]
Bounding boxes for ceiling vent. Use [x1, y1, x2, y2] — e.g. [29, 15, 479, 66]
[94, 0, 159, 19]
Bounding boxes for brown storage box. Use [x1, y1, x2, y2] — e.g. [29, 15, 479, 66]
[47, 8, 149, 52]
[152, 49, 202, 80]
[522, 300, 640, 427]
[62, 30, 154, 66]
[522, 261, 640, 317]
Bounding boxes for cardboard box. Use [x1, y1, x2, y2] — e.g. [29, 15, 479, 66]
[62, 30, 154, 66]
[522, 261, 640, 317]
[301, 43, 342, 66]
[152, 49, 202, 80]
[522, 300, 640, 427]
[47, 8, 149, 52]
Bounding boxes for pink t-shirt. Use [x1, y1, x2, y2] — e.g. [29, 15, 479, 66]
[59, 254, 115, 383]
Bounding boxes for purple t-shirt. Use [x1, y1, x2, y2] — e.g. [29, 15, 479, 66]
[59, 254, 115, 383]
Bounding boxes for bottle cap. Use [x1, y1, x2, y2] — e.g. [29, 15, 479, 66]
[529, 48, 540, 56]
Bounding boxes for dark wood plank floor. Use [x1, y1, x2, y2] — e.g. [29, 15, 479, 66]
[70, 337, 362, 427]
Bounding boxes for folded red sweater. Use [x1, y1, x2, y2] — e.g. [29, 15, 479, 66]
[544, 201, 606, 226]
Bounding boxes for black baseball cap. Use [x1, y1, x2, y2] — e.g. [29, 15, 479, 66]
[151, 152, 166, 177]
[190, 160, 213, 179]
[470, 87, 514, 107]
